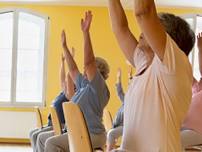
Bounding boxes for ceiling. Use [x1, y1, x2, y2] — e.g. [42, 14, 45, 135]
[0, 0, 202, 8]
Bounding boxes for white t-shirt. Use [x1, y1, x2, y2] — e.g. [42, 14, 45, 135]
[120, 34, 192, 152]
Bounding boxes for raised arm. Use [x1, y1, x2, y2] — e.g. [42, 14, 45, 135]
[116, 68, 125, 103]
[197, 32, 202, 77]
[81, 11, 96, 81]
[65, 47, 76, 99]
[108, 0, 138, 66]
[60, 54, 66, 91]
[65, 73, 75, 99]
[134, 0, 166, 61]
[61, 30, 79, 83]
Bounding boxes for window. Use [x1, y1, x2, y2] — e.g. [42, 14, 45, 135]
[183, 14, 202, 81]
[0, 9, 49, 106]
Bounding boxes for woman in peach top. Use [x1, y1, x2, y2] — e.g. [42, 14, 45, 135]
[108, 0, 195, 151]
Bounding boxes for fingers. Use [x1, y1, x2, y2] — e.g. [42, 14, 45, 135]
[62, 30, 65, 37]
[71, 47, 75, 57]
[81, 11, 93, 31]
[61, 53, 65, 61]
[61, 30, 66, 41]
[84, 10, 93, 23]
[85, 11, 88, 21]
[81, 18, 84, 26]
[197, 32, 202, 39]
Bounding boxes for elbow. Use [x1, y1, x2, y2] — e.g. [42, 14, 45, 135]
[69, 68, 78, 75]
[112, 22, 129, 35]
[84, 58, 95, 68]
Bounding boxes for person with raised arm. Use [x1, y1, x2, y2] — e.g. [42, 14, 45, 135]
[35, 49, 75, 152]
[37, 11, 110, 152]
[108, 0, 195, 151]
[106, 68, 132, 152]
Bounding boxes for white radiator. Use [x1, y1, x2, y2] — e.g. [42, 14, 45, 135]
[0, 111, 37, 139]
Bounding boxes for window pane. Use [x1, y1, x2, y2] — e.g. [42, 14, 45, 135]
[185, 18, 195, 65]
[0, 12, 13, 102]
[194, 16, 202, 80]
[16, 12, 46, 103]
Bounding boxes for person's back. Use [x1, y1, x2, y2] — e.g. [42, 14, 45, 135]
[72, 70, 110, 135]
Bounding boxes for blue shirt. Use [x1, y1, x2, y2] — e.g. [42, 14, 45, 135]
[47, 91, 68, 126]
[71, 71, 110, 134]
[113, 82, 124, 128]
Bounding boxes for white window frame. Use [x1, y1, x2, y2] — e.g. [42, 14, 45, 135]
[181, 14, 202, 80]
[0, 8, 49, 107]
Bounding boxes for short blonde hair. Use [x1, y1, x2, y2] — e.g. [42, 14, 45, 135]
[95, 57, 110, 80]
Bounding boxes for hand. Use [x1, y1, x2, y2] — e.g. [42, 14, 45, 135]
[81, 11, 93, 32]
[61, 53, 65, 61]
[61, 30, 67, 48]
[197, 32, 202, 51]
[71, 47, 75, 58]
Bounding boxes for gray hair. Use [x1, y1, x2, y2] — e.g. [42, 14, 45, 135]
[95, 57, 110, 80]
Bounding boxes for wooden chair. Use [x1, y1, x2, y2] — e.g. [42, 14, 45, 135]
[50, 105, 62, 136]
[34, 106, 43, 129]
[63, 102, 103, 152]
[103, 109, 113, 132]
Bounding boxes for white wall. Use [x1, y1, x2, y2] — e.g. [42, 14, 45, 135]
[0, 111, 37, 138]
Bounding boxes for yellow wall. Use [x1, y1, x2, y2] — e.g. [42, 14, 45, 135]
[0, 3, 202, 124]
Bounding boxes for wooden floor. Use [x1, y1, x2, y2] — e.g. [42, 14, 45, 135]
[0, 144, 32, 152]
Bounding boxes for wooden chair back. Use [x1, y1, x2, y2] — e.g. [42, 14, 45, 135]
[50, 105, 62, 136]
[34, 106, 43, 129]
[63, 102, 93, 152]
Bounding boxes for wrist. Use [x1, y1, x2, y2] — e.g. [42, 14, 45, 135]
[63, 44, 68, 50]
[83, 30, 90, 35]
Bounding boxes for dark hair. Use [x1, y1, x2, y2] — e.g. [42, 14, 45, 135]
[158, 13, 195, 56]
[95, 57, 110, 80]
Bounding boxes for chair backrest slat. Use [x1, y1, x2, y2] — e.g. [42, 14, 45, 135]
[50, 105, 62, 136]
[103, 109, 113, 132]
[63, 102, 93, 152]
[34, 106, 43, 129]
